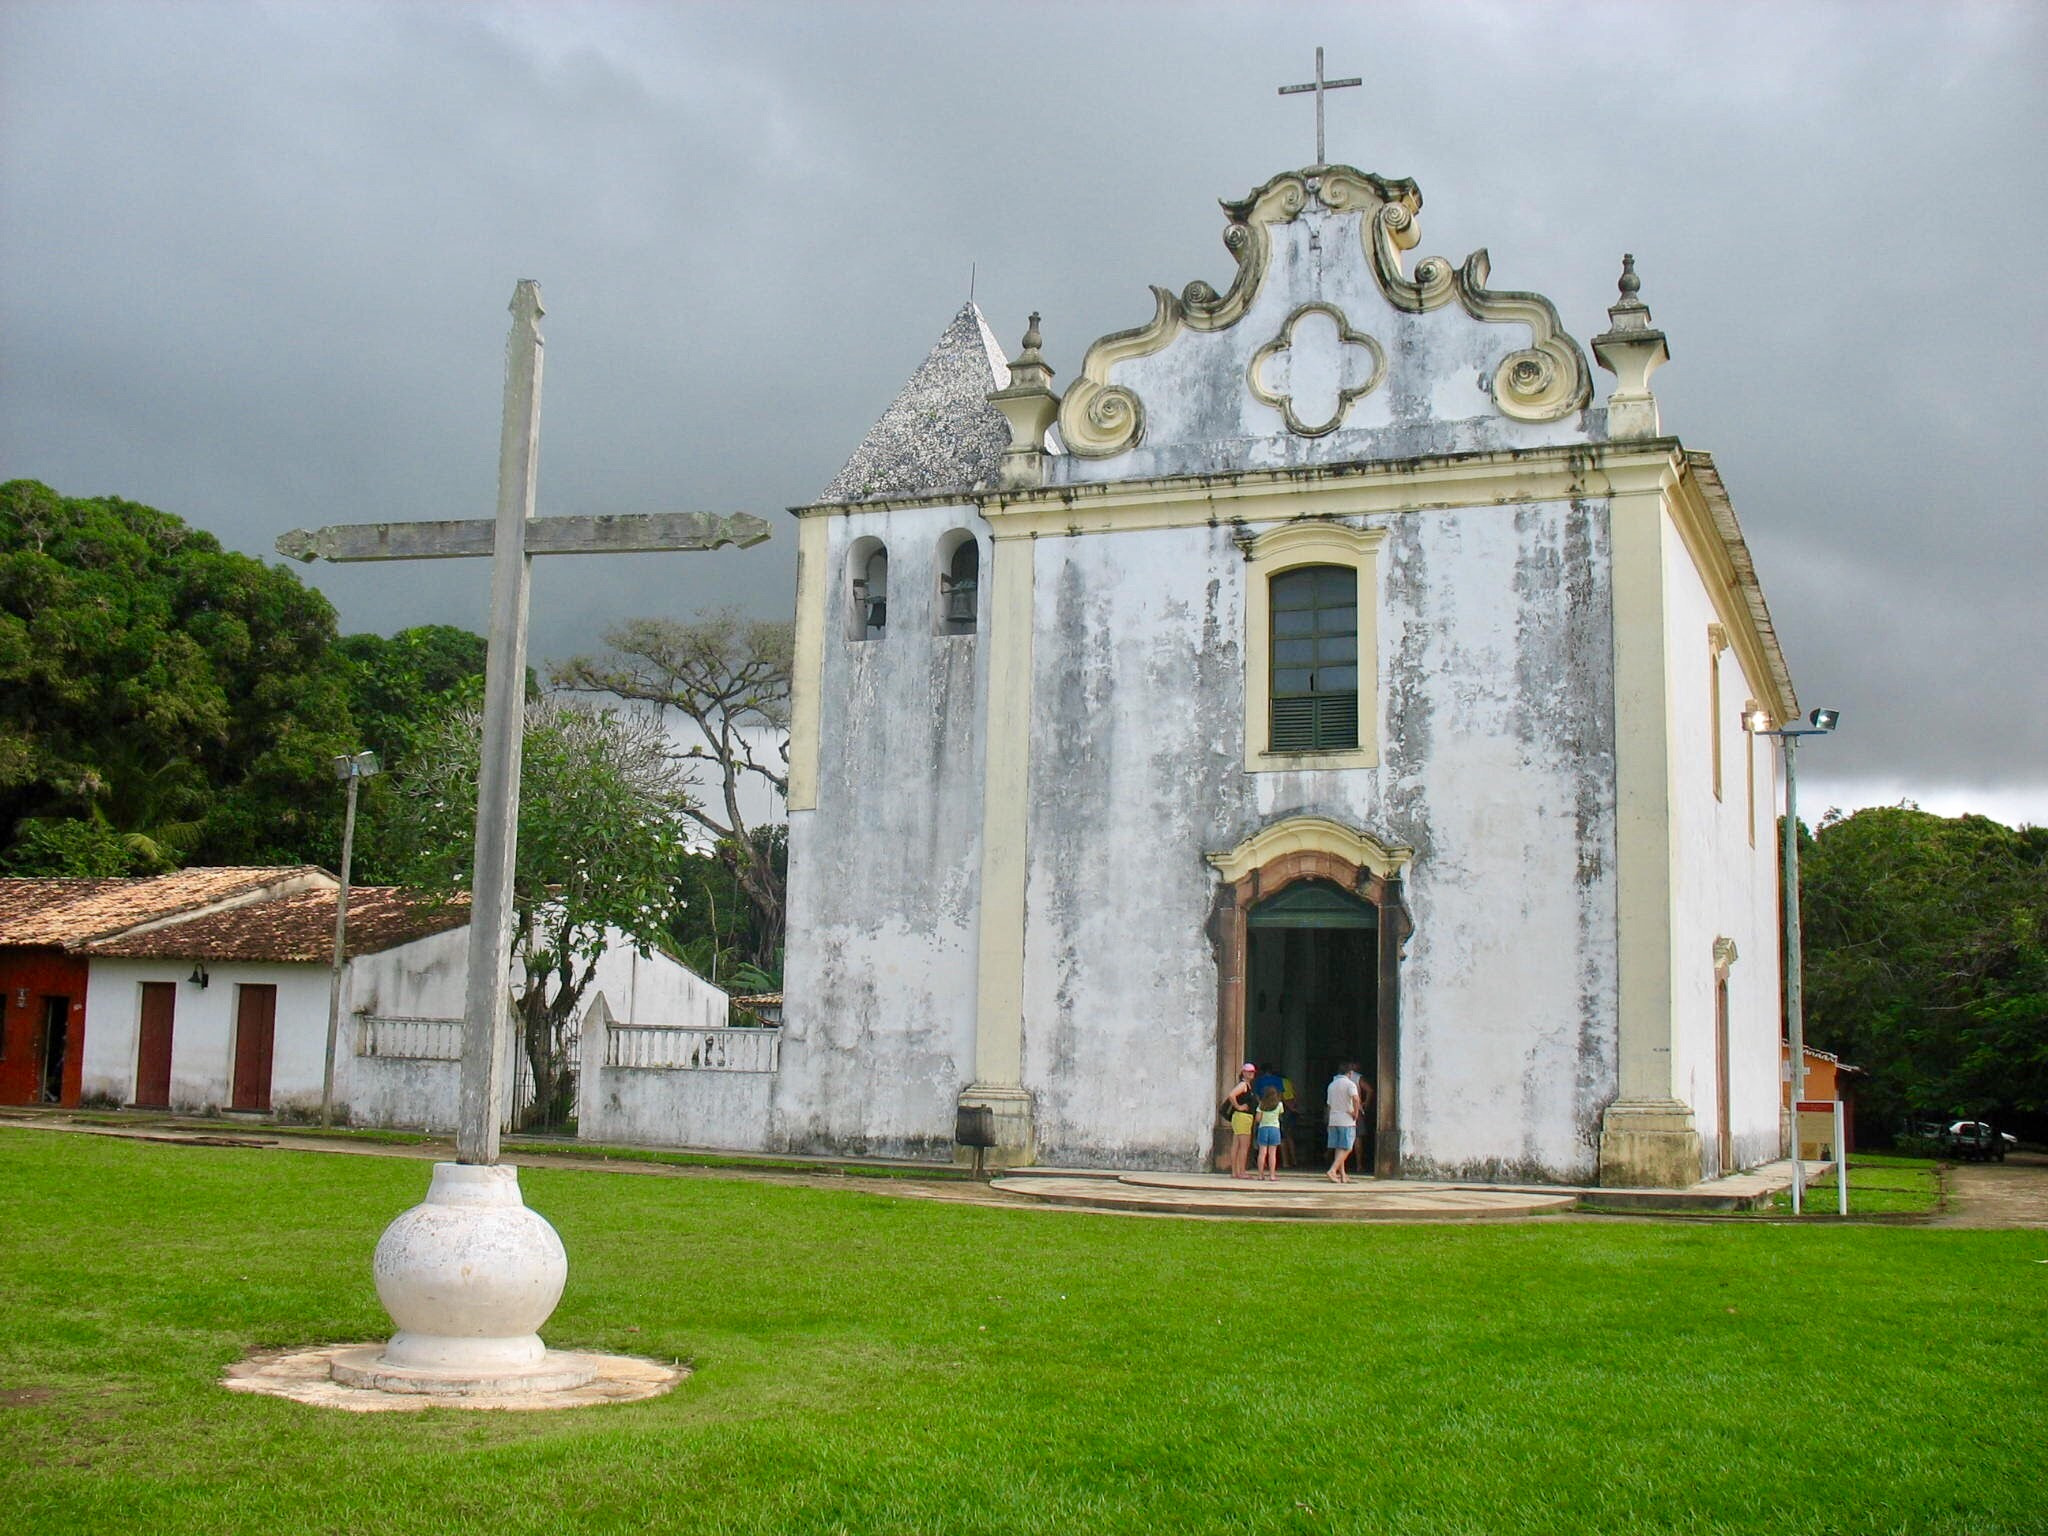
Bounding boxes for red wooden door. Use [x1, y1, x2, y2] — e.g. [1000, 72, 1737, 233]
[135, 982, 176, 1107]
[231, 984, 276, 1112]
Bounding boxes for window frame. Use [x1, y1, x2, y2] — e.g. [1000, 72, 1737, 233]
[1242, 521, 1384, 772]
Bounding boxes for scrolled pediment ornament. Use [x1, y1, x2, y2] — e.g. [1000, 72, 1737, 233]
[1366, 207, 1591, 423]
[1057, 164, 1593, 457]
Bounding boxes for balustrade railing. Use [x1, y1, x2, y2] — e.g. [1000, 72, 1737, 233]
[355, 1015, 464, 1062]
[604, 1024, 780, 1074]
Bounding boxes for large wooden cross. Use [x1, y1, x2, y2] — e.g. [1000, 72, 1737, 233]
[279, 280, 769, 1165]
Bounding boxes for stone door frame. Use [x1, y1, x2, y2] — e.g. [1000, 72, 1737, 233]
[1206, 818, 1414, 1178]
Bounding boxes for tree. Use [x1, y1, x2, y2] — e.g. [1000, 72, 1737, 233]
[1802, 805, 2048, 1143]
[328, 625, 494, 882]
[551, 610, 792, 974]
[0, 479, 356, 871]
[669, 826, 788, 989]
[387, 696, 694, 1130]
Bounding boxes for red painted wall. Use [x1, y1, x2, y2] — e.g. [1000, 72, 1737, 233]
[0, 947, 90, 1107]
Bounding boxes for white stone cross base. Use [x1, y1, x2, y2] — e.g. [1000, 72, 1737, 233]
[342, 1161, 592, 1395]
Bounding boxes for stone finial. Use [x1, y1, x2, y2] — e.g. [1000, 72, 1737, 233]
[1592, 253, 1670, 441]
[988, 312, 1061, 490]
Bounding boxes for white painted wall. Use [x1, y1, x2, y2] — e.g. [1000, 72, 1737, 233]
[1659, 516, 1785, 1173]
[777, 501, 990, 1159]
[1016, 501, 1618, 1179]
[79, 923, 727, 1135]
[83, 959, 329, 1114]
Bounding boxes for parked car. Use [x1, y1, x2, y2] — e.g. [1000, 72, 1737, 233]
[1943, 1121, 2009, 1162]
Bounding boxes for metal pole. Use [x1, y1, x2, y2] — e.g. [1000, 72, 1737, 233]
[1834, 1100, 1848, 1216]
[320, 768, 362, 1128]
[1783, 732, 1804, 1215]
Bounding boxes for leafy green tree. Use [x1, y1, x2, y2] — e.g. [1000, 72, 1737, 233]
[387, 697, 694, 1130]
[1802, 806, 2048, 1142]
[669, 827, 787, 988]
[328, 625, 494, 881]
[0, 479, 355, 870]
[552, 610, 792, 972]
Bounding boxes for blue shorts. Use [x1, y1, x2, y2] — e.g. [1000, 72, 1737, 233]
[1255, 1125, 1282, 1147]
[1327, 1125, 1356, 1150]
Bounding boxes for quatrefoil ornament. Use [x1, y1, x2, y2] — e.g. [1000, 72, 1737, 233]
[1247, 302, 1387, 437]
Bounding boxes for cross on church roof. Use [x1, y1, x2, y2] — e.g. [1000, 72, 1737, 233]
[1277, 46, 1362, 166]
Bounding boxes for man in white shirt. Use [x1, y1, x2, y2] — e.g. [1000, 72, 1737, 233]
[1325, 1063, 1366, 1183]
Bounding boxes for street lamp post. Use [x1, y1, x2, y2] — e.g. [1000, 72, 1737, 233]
[1744, 706, 1839, 1214]
[321, 750, 381, 1128]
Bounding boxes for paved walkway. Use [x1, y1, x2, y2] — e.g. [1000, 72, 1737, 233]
[1932, 1152, 2048, 1229]
[1, 1109, 1830, 1223]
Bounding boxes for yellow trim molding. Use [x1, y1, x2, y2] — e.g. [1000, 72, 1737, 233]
[785, 512, 829, 812]
[1207, 816, 1414, 885]
[1241, 519, 1386, 772]
[1246, 302, 1387, 437]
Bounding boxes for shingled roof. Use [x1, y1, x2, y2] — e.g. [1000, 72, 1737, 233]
[0, 867, 331, 948]
[78, 885, 470, 963]
[816, 302, 1015, 503]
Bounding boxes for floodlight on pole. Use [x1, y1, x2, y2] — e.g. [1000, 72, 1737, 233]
[1744, 707, 1840, 1214]
[321, 750, 382, 1128]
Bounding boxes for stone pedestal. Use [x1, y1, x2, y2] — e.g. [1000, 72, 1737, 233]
[1598, 1099, 1705, 1189]
[334, 1161, 594, 1395]
[953, 1083, 1037, 1169]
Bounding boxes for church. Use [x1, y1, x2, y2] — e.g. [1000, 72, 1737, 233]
[771, 153, 1797, 1187]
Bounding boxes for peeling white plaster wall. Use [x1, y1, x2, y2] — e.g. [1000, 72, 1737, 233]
[1017, 502, 1618, 1179]
[777, 502, 991, 1158]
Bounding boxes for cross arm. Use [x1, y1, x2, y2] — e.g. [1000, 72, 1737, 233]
[276, 511, 772, 563]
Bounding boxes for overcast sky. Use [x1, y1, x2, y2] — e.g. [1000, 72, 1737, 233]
[3, 1, 2043, 824]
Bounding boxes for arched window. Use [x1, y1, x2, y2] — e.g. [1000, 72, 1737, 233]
[1269, 564, 1357, 752]
[847, 538, 888, 641]
[936, 531, 979, 635]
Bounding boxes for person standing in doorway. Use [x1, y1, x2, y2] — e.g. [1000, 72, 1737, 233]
[1254, 1085, 1285, 1180]
[1226, 1063, 1257, 1179]
[1326, 1062, 1365, 1183]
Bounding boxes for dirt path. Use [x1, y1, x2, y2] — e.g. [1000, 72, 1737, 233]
[1932, 1151, 2048, 1229]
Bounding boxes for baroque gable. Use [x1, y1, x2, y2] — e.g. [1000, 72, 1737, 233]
[1050, 166, 1598, 483]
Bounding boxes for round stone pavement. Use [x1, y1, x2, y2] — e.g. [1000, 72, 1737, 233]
[224, 1345, 685, 1412]
[991, 1171, 1577, 1220]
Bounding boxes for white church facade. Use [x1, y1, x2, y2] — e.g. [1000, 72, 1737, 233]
[774, 163, 1797, 1187]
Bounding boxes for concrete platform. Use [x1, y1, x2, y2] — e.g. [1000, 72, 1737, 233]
[989, 1172, 1578, 1220]
[991, 1160, 1829, 1220]
[224, 1344, 684, 1412]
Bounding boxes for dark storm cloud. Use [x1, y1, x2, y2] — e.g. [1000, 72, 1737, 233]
[3, 1, 2043, 817]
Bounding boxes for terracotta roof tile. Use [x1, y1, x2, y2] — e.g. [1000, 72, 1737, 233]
[79, 886, 470, 963]
[0, 867, 329, 947]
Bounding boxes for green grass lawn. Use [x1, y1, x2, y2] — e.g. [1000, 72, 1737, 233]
[1, 1131, 2041, 1535]
[1762, 1152, 1945, 1217]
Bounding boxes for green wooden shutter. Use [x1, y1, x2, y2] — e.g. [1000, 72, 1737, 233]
[1269, 565, 1359, 752]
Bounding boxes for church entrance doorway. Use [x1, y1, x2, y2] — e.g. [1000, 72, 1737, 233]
[1244, 882, 1378, 1170]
